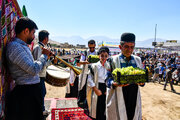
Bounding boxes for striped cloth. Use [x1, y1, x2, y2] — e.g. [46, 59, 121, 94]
[119, 54, 137, 68]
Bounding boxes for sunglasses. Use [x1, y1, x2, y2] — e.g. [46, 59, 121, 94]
[123, 45, 135, 49]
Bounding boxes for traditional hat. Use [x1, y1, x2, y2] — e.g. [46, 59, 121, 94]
[121, 33, 135, 42]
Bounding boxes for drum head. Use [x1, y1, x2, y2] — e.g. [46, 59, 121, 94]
[46, 65, 70, 87]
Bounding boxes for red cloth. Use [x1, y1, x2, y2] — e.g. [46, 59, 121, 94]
[51, 107, 92, 120]
[29, 41, 34, 51]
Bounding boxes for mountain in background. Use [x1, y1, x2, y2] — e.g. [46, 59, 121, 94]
[50, 36, 179, 48]
[51, 36, 85, 45]
[136, 38, 166, 48]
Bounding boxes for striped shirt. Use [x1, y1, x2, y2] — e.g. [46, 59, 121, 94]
[119, 54, 137, 68]
[6, 38, 48, 85]
[106, 54, 137, 88]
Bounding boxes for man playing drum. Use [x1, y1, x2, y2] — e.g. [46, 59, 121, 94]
[32, 30, 52, 118]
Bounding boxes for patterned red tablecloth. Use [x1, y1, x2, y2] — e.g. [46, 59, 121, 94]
[51, 107, 92, 120]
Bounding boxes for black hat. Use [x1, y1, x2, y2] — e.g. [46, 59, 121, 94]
[121, 33, 135, 42]
[98, 46, 109, 55]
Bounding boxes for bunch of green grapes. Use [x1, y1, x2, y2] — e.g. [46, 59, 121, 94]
[88, 55, 100, 63]
[112, 66, 146, 84]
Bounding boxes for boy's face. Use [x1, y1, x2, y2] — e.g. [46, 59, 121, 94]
[99, 52, 109, 63]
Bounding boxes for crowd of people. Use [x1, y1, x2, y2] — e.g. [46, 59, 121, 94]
[136, 51, 179, 92]
[49, 47, 81, 56]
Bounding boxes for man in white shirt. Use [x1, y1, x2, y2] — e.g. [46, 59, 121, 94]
[78, 40, 97, 115]
[32, 30, 51, 118]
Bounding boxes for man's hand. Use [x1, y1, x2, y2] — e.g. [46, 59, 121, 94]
[70, 83, 74, 86]
[113, 82, 129, 87]
[76, 62, 80, 66]
[137, 83, 145, 86]
[93, 87, 102, 96]
[53, 57, 58, 64]
[79, 61, 89, 65]
[42, 48, 51, 57]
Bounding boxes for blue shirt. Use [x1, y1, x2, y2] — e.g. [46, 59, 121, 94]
[6, 38, 48, 85]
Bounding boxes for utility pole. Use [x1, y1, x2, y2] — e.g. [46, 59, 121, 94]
[153, 24, 157, 52]
[154, 24, 157, 43]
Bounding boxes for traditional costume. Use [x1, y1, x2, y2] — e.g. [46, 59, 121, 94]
[88, 61, 107, 120]
[66, 69, 79, 98]
[105, 33, 144, 120]
[106, 54, 143, 120]
[78, 50, 97, 114]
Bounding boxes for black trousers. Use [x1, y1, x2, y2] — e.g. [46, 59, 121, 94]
[5, 83, 43, 120]
[96, 83, 106, 120]
[40, 77, 46, 111]
[77, 77, 89, 115]
[164, 78, 175, 91]
[123, 84, 138, 120]
[65, 77, 79, 98]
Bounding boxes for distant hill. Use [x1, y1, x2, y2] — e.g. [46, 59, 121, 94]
[50, 36, 180, 48]
[136, 38, 166, 48]
[49, 39, 61, 46]
[51, 36, 84, 46]
[51, 36, 118, 47]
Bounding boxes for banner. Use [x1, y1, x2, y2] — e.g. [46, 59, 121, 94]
[0, 0, 22, 118]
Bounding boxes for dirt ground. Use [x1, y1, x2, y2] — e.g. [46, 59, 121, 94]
[45, 82, 180, 120]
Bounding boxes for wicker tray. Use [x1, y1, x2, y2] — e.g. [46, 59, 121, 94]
[114, 69, 148, 84]
[88, 55, 99, 63]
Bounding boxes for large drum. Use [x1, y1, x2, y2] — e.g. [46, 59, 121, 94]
[46, 65, 70, 87]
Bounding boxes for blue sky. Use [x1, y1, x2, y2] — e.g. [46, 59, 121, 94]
[17, 0, 180, 43]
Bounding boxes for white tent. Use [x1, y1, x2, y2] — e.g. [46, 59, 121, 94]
[98, 41, 121, 55]
[161, 42, 180, 51]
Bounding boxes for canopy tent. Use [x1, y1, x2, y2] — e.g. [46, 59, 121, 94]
[161, 42, 180, 51]
[98, 41, 119, 48]
[98, 41, 121, 55]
